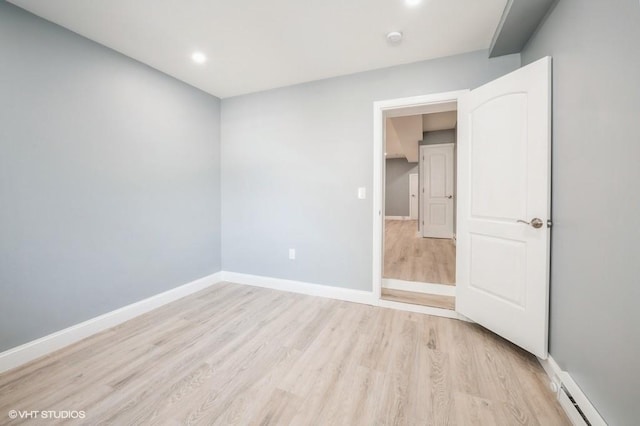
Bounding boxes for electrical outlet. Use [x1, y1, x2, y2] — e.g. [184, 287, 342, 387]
[289, 248, 296, 260]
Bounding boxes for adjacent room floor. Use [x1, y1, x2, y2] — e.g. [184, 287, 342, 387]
[384, 219, 456, 284]
[0, 283, 568, 425]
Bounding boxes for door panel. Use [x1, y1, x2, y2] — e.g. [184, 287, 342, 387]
[429, 154, 447, 197]
[421, 144, 454, 239]
[470, 233, 526, 307]
[471, 94, 528, 221]
[457, 57, 551, 359]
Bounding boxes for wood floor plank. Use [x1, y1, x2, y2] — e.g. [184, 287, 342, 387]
[384, 219, 456, 284]
[0, 282, 569, 425]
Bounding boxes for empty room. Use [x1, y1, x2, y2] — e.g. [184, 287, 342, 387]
[1, 0, 638, 425]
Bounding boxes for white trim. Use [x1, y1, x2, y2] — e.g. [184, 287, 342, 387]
[384, 216, 412, 221]
[537, 354, 562, 386]
[373, 100, 384, 302]
[220, 272, 375, 305]
[422, 142, 455, 147]
[373, 91, 469, 303]
[0, 272, 223, 374]
[382, 278, 455, 296]
[538, 355, 608, 426]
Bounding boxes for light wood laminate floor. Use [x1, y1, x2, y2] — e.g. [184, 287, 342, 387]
[384, 219, 456, 285]
[381, 288, 456, 310]
[0, 283, 568, 425]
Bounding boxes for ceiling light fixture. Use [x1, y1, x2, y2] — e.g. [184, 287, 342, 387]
[386, 31, 403, 45]
[191, 51, 207, 64]
[405, 0, 422, 6]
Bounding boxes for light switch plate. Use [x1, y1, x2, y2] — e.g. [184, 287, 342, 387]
[358, 187, 366, 199]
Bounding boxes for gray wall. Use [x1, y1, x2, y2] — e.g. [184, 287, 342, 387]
[420, 129, 456, 145]
[221, 51, 520, 290]
[0, 3, 222, 352]
[522, 0, 640, 423]
[385, 159, 418, 217]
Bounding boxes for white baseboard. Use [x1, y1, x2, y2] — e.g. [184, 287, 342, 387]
[384, 216, 413, 221]
[538, 354, 562, 386]
[382, 278, 456, 296]
[220, 271, 375, 305]
[0, 272, 223, 374]
[537, 355, 607, 426]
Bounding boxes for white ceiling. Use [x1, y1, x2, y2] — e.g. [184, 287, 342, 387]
[9, 0, 508, 98]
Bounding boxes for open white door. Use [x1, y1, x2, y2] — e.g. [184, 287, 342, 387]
[456, 57, 551, 358]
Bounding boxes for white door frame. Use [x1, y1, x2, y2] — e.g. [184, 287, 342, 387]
[373, 90, 468, 301]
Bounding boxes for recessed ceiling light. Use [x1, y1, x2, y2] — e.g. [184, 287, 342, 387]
[386, 31, 403, 44]
[191, 51, 207, 64]
[405, 0, 422, 6]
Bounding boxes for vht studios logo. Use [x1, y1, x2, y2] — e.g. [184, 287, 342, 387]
[8, 410, 86, 420]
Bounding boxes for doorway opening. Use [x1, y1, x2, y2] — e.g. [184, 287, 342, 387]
[382, 103, 457, 310]
[380, 101, 459, 311]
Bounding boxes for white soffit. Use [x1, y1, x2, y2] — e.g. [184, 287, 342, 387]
[386, 115, 422, 162]
[385, 119, 405, 159]
[422, 111, 458, 132]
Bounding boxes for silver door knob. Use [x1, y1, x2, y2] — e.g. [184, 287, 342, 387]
[517, 218, 544, 229]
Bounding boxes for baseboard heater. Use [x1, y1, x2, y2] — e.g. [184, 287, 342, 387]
[557, 372, 607, 426]
[558, 384, 591, 425]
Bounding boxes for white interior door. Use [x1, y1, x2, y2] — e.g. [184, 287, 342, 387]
[456, 57, 551, 358]
[421, 144, 454, 238]
[409, 173, 419, 220]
